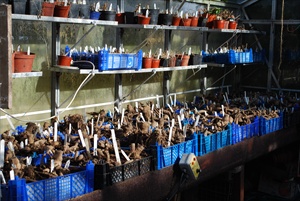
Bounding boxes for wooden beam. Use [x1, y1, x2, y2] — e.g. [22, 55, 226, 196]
[0, 5, 12, 108]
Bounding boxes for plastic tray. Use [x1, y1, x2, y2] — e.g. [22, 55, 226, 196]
[259, 113, 284, 135]
[94, 156, 153, 189]
[153, 137, 198, 170]
[253, 49, 265, 63]
[197, 126, 231, 156]
[232, 117, 259, 144]
[2, 161, 94, 201]
[214, 48, 253, 64]
[98, 50, 143, 71]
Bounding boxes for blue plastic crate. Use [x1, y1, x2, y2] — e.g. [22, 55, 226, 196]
[197, 125, 231, 156]
[253, 49, 265, 63]
[98, 50, 143, 71]
[2, 161, 94, 201]
[259, 113, 284, 136]
[232, 117, 259, 144]
[154, 137, 198, 170]
[201, 51, 215, 63]
[214, 48, 253, 64]
[1, 185, 9, 201]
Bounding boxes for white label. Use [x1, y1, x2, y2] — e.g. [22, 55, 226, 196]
[121, 150, 130, 161]
[167, 104, 174, 113]
[177, 115, 182, 130]
[9, 170, 14, 181]
[111, 129, 121, 164]
[50, 159, 54, 172]
[93, 134, 98, 156]
[78, 129, 86, 147]
[168, 127, 173, 147]
[54, 122, 58, 142]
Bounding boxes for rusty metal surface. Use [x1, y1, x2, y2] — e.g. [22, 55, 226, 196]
[71, 125, 300, 201]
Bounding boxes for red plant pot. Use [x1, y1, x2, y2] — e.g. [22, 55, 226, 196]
[206, 14, 216, 28]
[180, 18, 192, 26]
[41, 2, 55, 16]
[142, 57, 153, 68]
[189, 16, 199, 27]
[54, 4, 71, 18]
[138, 15, 151, 25]
[14, 52, 36, 73]
[214, 20, 225, 29]
[176, 55, 190, 66]
[168, 57, 176, 67]
[151, 59, 160, 68]
[229, 21, 237, 29]
[172, 16, 181, 26]
[58, 55, 72, 66]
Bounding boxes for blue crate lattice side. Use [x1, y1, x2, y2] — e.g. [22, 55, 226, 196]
[155, 137, 198, 170]
[4, 161, 94, 201]
[259, 113, 284, 135]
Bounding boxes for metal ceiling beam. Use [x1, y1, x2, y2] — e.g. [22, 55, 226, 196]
[184, 0, 240, 8]
[242, 0, 259, 8]
[241, 1, 281, 92]
[267, 0, 278, 91]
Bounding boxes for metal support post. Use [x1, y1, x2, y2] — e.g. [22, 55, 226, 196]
[115, 74, 122, 110]
[51, 22, 61, 117]
[267, 0, 277, 91]
[163, 72, 170, 106]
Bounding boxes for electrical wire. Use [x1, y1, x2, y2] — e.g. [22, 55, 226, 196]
[0, 61, 96, 123]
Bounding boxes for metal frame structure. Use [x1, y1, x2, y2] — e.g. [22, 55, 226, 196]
[6, 0, 300, 117]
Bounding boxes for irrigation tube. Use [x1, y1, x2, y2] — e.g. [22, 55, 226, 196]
[0, 84, 234, 121]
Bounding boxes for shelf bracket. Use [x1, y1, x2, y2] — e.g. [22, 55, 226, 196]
[185, 66, 203, 81]
[120, 70, 157, 104]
